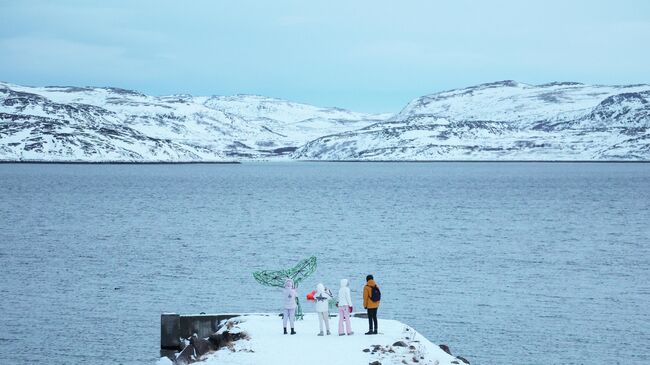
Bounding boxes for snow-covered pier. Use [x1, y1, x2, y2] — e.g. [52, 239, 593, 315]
[159, 313, 470, 365]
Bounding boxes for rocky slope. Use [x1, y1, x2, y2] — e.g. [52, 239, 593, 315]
[293, 81, 650, 160]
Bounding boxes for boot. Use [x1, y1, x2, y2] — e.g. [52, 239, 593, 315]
[317, 331, 324, 336]
[283, 327, 287, 335]
[365, 330, 373, 335]
[290, 328, 296, 335]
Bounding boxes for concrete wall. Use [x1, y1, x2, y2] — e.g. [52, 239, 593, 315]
[161, 313, 240, 350]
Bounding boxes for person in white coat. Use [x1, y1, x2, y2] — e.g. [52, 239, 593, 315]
[337, 278, 354, 335]
[313, 283, 332, 336]
[282, 278, 297, 335]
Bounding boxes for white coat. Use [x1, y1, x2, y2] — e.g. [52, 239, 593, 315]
[283, 278, 297, 309]
[313, 283, 332, 312]
[338, 279, 353, 307]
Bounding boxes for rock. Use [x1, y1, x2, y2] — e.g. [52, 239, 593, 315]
[457, 356, 470, 364]
[363, 348, 370, 352]
[208, 333, 225, 348]
[174, 344, 194, 365]
[393, 341, 408, 347]
[369, 361, 382, 365]
[207, 330, 247, 350]
[451, 362, 459, 364]
[189, 336, 213, 358]
[229, 331, 247, 342]
[439, 344, 452, 355]
[175, 329, 249, 364]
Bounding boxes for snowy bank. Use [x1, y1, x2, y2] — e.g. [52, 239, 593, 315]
[158, 313, 468, 365]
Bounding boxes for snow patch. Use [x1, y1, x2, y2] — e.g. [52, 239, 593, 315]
[163, 314, 462, 365]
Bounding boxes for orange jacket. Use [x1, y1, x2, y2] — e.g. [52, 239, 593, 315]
[363, 279, 380, 309]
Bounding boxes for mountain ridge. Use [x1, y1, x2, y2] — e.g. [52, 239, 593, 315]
[294, 81, 650, 160]
[0, 81, 389, 161]
[1, 81, 649, 161]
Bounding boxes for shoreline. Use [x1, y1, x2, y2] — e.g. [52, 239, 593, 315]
[0, 160, 242, 165]
[0, 159, 649, 164]
[300, 159, 650, 163]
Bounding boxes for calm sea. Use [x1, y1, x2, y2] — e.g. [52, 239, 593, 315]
[0, 162, 648, 365]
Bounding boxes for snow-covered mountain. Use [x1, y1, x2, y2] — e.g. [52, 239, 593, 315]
[293, 81, 650, 160]
[0, 82, 389, 162]
[2, 80, 649, 162]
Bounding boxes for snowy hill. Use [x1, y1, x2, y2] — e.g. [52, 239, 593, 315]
[2, 80, 649, 161]
[293, 81, 650, 160]
[157, 314, 465, 365]
[0, 82, 389, 162]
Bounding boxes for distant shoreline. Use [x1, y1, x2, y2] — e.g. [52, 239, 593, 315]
[304, 159, 650, 163]
[0, 160, 241, 165]
[1, 159, 648, 164]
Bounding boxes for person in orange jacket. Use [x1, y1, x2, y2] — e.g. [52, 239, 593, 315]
[363, 274, 380, 335]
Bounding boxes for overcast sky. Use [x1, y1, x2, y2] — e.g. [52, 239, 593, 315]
[1, 0, 649, 112]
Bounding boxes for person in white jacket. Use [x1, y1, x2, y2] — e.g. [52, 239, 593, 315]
[337, 278, 354, 335]
[313, 283, 332, 336]
[282, 278, 297, 335]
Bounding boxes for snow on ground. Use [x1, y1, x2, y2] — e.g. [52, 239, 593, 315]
[395, 81, 650, 124]
[158, 313, 461, 365]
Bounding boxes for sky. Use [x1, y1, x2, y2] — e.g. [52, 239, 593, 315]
[1, 0, 649, 113]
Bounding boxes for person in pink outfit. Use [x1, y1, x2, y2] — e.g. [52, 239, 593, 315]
[337, 278, 354, 335]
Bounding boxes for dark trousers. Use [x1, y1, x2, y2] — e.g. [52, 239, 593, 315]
[367, 308, 378, 331]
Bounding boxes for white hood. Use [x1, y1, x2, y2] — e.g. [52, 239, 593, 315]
[338, 278, 352, 307]
[314, 283, 331, 312]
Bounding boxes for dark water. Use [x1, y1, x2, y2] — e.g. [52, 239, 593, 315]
[0, 162, 648, 365]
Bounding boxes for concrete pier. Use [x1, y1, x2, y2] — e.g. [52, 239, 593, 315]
[161, 312, 369, 351]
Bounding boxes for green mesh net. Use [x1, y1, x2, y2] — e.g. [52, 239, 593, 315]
[253, 256, 317, 320]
